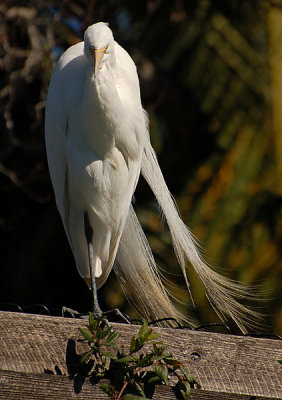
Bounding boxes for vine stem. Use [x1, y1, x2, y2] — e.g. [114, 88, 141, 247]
[117, 381, 129, 399]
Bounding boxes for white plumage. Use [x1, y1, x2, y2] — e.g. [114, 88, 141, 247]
[45, 22, 258, 331]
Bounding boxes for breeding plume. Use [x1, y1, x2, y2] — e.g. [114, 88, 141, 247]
[45, 22, 257, 332]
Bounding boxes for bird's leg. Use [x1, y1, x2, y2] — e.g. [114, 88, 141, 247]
[83, 211, 103, 318]
[83, 212, 131, 325]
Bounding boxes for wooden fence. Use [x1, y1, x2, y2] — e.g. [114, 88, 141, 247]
[0, 311, 281, 399]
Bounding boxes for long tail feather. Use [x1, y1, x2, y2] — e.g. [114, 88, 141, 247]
[115, 206, 191, 327]
[141, 138, 260, 333]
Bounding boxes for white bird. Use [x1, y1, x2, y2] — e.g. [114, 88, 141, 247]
[45, 22, 258, 332]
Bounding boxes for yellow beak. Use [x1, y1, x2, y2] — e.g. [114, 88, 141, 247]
[94, 47, 107, 73]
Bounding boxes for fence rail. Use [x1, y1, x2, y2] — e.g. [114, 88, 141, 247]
[0, 311, 281, 399]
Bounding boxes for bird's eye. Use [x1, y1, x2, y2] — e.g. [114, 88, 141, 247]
[88, 46, 108, 55]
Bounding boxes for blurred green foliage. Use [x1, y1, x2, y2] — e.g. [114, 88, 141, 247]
[0, 0, 281, 333]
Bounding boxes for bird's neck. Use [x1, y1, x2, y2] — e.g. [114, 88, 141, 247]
[80, 65, 121, 157]
[80, 63, 142, 162]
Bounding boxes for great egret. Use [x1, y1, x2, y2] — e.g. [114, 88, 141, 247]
[45, 22, 258, 331]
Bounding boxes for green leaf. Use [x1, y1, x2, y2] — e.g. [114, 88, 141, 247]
[180, 381, 191, 399]
[176, 380, 192, 400]
[80, 350, 92, 364]
[103, 352, 117, 359]
[100, 383, 114, 396]
[96, 327, 112, 339]
[164, 357, 184, 367]
[106, 330, 119, 343]
[277, 359, 282, 364]
[88, 312, 96, 331]
[134, 382, 146, 397]
[78, 327, 94, 342]
[130, 335, 136, 353]
[152, 354, 171, 362]
[153, 344, 166, 355]
[148, 375, 161, 385]
[96, 372, 105, 378]
[134, 337, 144, 351]
[146, 333, 159, 341]
[155, 364, 168, 384]
[96, 326, 112, 340]
[138, 322, 148, 338]
[143, 327, 153, 341]
[115, 355, 136, 363]
[129, 336, 144, 354]
[99, 326, 112, 339]
[180, 367, 196, 384]
[103, 330, 119, 346]
[134, 354, 154, 369]
[103, 340, 116, 347]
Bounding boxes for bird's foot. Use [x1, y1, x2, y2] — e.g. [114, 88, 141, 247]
[91, 307, 131, 326]
[102, 308, 131, 324]
[91, 307, 110, 327]
[62, 306, 88, 319]
[61, 306, 131, 326]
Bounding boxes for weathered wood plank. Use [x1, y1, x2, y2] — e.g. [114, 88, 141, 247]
[0, 370, 276, 400]
[0, 311, 281, 399]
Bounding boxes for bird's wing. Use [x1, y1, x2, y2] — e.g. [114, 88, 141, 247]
[45, 42, 85, 241]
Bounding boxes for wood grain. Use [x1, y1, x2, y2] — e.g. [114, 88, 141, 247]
[0, 311, 281, 399]
[0, 370, 276, 400]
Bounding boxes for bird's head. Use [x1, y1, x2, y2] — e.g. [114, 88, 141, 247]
[84, 22, 115, 74]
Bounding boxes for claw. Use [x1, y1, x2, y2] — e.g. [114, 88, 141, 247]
[102, 308, 131, 324]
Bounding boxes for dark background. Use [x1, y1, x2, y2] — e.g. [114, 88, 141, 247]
[0, 0, 281, 334]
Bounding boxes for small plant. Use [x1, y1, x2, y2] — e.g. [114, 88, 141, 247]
[77, 313, 198, 399]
